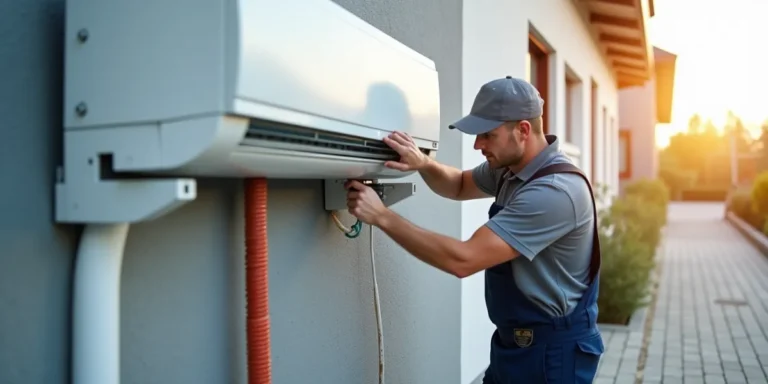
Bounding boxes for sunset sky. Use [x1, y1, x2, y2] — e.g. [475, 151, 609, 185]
[649, 0, 768, 148]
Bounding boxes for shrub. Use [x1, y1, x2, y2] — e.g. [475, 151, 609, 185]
[680, 186, 730, 202]
[623, 178, 670, 208]
[658, 167, 697, 201]
[751, 171, 768, 216]
[594, 182, 666, 325]
[596, 214, 655, 325]
[606, 194, 665, 254]
[728, 187, 765, 231]
[622, 178, 670, 227]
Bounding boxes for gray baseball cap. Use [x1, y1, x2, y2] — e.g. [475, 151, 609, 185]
[449, 76, 544, 135]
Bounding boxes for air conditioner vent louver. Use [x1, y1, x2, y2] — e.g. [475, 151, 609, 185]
[242, 120, 422, 161]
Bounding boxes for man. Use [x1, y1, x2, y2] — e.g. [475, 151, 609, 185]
[345, 76, 603, 383]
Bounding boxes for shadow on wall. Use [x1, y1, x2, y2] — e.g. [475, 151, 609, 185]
[0, 0, 82, 383]
[361, 81, 413, 133]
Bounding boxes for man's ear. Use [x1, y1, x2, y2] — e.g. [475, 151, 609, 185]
[518, 120, 532, 137]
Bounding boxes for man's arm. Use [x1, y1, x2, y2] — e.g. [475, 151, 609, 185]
[418, 159, 491, 201]
[376, 209, 521, 278]
[369, 179, 577, 278]
[381, 131, 491, 201]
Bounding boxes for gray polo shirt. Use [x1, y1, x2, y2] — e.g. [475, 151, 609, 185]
[472, 136, 595, 318]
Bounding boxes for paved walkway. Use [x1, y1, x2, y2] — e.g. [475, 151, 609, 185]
[596, 203, 768, 384]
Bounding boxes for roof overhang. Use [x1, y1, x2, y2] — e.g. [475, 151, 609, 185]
[575, 0, 655, 89]
[653, 46, 677, 123]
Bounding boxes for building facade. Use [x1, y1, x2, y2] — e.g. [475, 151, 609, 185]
[618, 45, 678, 190]
[0, 0, 656, 383]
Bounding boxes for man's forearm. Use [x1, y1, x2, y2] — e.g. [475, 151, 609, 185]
[418, 159, 463, 200]
[376, 210, 471, 278]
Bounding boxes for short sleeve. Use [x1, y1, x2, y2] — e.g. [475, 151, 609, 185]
[471, 161, 501, 196]
[486, 180, 576, 261]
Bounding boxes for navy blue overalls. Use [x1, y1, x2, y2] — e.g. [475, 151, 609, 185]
[482, 163, 604, 384]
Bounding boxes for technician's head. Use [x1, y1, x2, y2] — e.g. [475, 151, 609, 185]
[448, 76, 545, 169]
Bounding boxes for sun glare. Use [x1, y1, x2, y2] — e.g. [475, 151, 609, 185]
[650, 0, 768, 148]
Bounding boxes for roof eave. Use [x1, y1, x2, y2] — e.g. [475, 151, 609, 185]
[574, 0, 656, 89]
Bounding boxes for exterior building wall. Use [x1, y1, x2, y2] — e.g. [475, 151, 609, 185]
[618, 79, 659, 192]
[0, 0, 625, 383]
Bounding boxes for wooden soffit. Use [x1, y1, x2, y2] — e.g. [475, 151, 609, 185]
[654, 46, 677, 123]
[575, 0, 655, 89]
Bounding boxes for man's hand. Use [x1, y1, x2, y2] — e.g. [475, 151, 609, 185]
[383, 131, 430, 171]
[345, 180, 390, 226]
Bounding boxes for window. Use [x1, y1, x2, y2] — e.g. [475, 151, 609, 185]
[590, 81, 598, 184]
[566, 78, 574, 142]
[564, 66, 582, 144]
[527, 32, 550, 134]
[602, 107, 608, 184]
[619, 130, 631, 179]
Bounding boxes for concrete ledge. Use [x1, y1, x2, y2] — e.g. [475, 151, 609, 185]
[597, 301, 649, 333]
[726, 211, 768, 255]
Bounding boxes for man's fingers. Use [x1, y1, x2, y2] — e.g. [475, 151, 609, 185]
[393, 131, 415, 144]
[347, 190, 361, 200]
[345, 180, 368, 191]
[384, 161, 410, 171]
[382, 136, 407, 154]
[389, 132, 414, 148]
[388, 132, 410, 146]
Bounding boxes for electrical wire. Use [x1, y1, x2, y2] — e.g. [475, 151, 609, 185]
[369, 224, 384, 384]
[331, 211, 363, 238]
[330, 212, 384, 383]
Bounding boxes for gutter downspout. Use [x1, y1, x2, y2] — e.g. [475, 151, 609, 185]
[72, 223, 130, 384]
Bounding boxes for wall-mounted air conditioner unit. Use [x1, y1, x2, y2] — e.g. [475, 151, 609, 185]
[57, 0, 441, 223]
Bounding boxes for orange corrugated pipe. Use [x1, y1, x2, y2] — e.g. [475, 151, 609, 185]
[245, 178, 271, 384]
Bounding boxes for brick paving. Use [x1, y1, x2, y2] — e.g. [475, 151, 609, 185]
[596, 203, 768, 384]
[596, 327, 645, 383]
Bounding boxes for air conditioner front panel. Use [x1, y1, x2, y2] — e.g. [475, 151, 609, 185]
[226, 147, 415, 179]
[233, 0, 441, 145]
[166, 141, 418, 179]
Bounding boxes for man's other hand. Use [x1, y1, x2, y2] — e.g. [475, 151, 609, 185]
[382, 131, 430, 172]
[345, 180, 390, 226]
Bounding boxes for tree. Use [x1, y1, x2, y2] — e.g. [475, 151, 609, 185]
[757, 120, 768, 172]
[660, 112, 757, 190]
[687, 114, 702, 134]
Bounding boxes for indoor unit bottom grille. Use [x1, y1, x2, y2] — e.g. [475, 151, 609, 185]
[242, 121, 413, 161]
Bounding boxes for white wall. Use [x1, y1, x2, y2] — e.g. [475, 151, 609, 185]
[619, 79, 658, 187]
[460, 0, 619, 381]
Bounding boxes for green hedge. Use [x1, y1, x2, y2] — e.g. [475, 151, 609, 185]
[595, 179, 668, 325]
[728, 171, 768, 235]
[728, 187, 765, 231]
[680, 186, 729, 202]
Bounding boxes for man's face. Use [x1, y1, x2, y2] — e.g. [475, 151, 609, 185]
[473, 121, 530, 169]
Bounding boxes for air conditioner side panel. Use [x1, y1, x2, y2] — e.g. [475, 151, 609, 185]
[64, 0, 227, 129]
[232, 0, 441, 145]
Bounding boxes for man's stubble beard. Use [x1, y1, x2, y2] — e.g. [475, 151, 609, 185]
[493, 151, 524, 169]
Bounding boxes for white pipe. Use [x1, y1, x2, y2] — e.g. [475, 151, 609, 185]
[72, 223, 130, 384]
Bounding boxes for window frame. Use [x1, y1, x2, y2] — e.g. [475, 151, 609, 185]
[528, 34, 550, 134]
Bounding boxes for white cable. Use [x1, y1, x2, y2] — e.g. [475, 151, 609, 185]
[330, 211, 351, 233]
[331, 212, 384, 382]
[369, 224, 384, 384]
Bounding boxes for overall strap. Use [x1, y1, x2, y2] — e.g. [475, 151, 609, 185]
[523, 163, 602, 283]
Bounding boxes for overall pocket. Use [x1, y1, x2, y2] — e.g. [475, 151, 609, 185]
[572, 333, 604, 383]
[488, 332, 547, 384]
